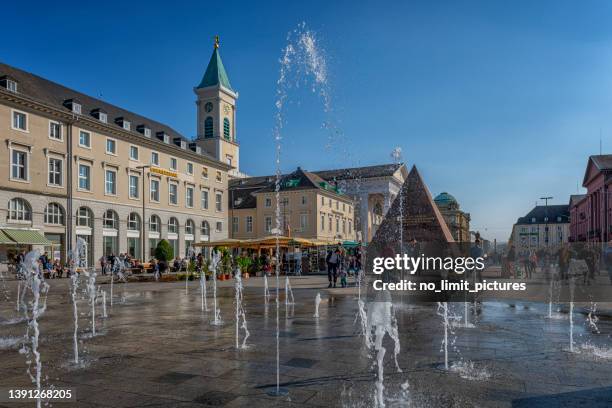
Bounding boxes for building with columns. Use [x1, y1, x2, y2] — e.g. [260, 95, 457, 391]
[569, 155, 612, 243]
[313, 163, 408, 243]
[0, 39, 236, 266]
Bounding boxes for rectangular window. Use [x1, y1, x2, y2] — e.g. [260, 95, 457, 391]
[216, 171, 222, 182]
[336, 217, 340, 232]
[78, 164, 90, 190]
[202, 167, 208, 179]
[215, 192, 222, 211]
[232, 217, 239, 233]
[105, 169, 117, 195]
[186, 186, 194, 208]
[151, 151, 159, 165]
[265, 216, 272, 233]
[349, 220, 352, 234]
[216, 221, 223, 232]
[79, 131, 91, 148]
[6, 79, 17, 92]
[99, 112, 107, 123]
[246, 216, 253, 233]
[302, 196, 307, 205]
[328, 215, 332, 232]
[170, 157, 177, 170]
[106, 138, 116, 154]
[49, 121, 62, 140]
[187, 162, 193, 175]
[169, 183, 178, 205]
[129, 175, 139, 199]
[150, 179, 160, 202]
[321, 213, 325, 230]
[123, 120, 131, 131]
[342, 218, 346, 233]
[11, 150, 27, 181]
[265, 197, 272, 207]
[300, 214, 308, 230]
[12, 111, 27, 131]
[129, 146, 139, 160]
[201, 190, 209, 209]
[48, 157, 62, 186]
[321, 197, 324, 206]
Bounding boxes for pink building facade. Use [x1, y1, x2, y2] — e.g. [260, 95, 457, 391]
[569, 155, 612, 242]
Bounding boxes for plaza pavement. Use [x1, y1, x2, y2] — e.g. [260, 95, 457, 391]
[0, 275, 611, 407]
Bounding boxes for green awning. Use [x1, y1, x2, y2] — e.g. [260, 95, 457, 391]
[2, 229, 53, 245]
[0, 229, 13, 244]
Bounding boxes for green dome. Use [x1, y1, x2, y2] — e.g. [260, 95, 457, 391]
[434, 192, 457, 205]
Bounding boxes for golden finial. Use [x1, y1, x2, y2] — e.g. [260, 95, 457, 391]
[214, 35, 220, 49]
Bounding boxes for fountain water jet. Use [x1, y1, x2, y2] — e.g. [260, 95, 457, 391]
[234, 267, 249, 349]
[102, 290, 108, 318]
[19, 250, 50, 408]
[200, 266, 208, 312]
[69, 273, 80, 364]
[264, 273, 270, 302]
[587, 302, 600, 334]
[367, 299, 403, 408]
[284, 276, 294, 305]
[210, 251, 222, 325]
[313, 293, 321, 318]
[86, 270, 97, 336]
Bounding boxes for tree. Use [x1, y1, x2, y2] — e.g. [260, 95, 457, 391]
[155, 240, 174, 273]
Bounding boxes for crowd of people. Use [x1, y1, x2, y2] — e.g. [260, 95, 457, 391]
[326, 244, 363, 288]
[503, 241, 612, 284]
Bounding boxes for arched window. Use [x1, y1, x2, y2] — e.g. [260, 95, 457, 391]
[44, 203, 64, 225]
[223, 118, 230, 140]
[201, 220, 210, 237]
[204, 116, 213, 138]
[127, 213, 141, 231]
[103, 210, 119, 230]
[185, 219, 195, 235]
[8, 198, 31, 221]
[76, 207, 93, 227]
[149, 214, 160, 232]
[168, 217, 179, 234]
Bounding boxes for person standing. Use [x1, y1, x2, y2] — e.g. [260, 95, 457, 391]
[326, 249, 339, 288]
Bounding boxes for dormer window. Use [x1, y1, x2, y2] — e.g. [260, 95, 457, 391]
[63, 99, 81, 114]
[137, 124, 151, 138]
[531, 217, 536, 223]
[115, 117, 131, 131]
[91, 109, 107, 123]
[0, 76, 18, 92]
[157, 131, 169, 144]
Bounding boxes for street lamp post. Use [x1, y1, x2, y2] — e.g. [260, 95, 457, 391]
[540, 196, 553, 248]
[137, 165, 151, 261]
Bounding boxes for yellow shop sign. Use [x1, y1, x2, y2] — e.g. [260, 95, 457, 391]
[150, 167, 178, 178]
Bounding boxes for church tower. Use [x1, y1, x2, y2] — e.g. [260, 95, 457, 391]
[195, 36, 240, 176]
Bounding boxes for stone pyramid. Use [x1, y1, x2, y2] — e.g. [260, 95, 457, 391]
[371, 165, 454, 246]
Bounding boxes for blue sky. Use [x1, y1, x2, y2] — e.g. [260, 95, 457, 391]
[3, 1, 612, 241]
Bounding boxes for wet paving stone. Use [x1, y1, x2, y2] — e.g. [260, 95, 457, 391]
[155, 371, 198, 384]
[193, 390, 238, 406]
[284, 357, 318, 368]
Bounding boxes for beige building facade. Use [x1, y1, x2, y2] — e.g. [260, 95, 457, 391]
[0, 43, 235, 266]
[229, 168, 356, 242]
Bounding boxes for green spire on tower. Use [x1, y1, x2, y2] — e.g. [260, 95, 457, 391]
[196, 35, 233, 91]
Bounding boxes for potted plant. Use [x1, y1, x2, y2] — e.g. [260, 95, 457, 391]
[236, 256, 252, 279]
[154, 240, 173, 275]
[220, 247, 232, 280]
